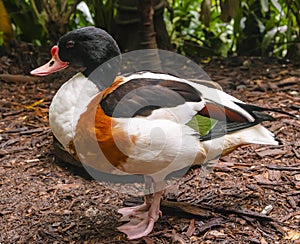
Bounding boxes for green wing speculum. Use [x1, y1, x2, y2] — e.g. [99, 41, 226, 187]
[187, 114, 218, 137]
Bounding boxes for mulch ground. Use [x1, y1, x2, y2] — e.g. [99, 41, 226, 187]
[0, 45, 299, 243]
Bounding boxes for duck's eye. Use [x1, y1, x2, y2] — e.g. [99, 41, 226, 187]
[66, 40, 75, 49]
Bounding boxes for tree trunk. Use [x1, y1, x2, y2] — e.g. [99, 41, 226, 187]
[112, 0, 172, 52]
[138, 0, 157, 49]
[136, 0, 161, 71]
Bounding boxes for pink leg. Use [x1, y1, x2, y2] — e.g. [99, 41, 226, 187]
[117, 190, 164, 240]
[118, 176, 154, 221]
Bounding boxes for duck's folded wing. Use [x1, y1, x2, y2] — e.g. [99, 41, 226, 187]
[99, 74, 286, 141]
[100, 76, 203, 119]
[195, 101, 275, 141]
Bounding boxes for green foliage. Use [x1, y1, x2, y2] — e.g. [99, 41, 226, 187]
[0, 32, 4, 46]
[3, 0, 299, 58]
[86, 0, 116, 32]
[4, 0, 117, 44]
[4, 0, 89, 44]
[234, 0, 299, 57]
[166, 0, 299, 58]
[3, 0, 44, 43]
[165, 0, 235, 57]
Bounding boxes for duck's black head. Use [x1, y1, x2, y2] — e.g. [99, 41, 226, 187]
[58, 27, 121, 76]
[31, 26, 121, 77]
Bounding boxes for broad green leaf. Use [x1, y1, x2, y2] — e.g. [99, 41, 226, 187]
[187, 114, 218, 137]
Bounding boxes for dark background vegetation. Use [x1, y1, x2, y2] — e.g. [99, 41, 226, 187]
[0, 0, 299, 59]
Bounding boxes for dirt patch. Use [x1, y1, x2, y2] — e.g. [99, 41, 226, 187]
[0, 46, 299, 243]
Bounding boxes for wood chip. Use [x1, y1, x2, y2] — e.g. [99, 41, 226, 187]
[1, 53, 299, 243]
[261, 205, 273, 215]
[20, 128, 45, 135]
[294, 174, 300, 181]
[52, 183, 81, 191]
[265, 165, 300, 171]
[256, 148, 287, 157]
[198, 218, 225, 233]
[277, 77, 299, 87]
[185, 219, 195, 237]
[284, 229, 300, 241]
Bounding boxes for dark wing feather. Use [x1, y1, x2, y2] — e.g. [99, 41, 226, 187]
[198, 102, 249, 123]
[100, 78, 202, 118]
[200, 121, 257, 141]
[199, 101, 292, 141]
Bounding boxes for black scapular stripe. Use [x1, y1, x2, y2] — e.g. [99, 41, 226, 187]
[100, 78, 202, 118]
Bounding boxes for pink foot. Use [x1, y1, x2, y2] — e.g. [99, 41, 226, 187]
[117, 203, 150, 221]
[117, 191, 163, 240]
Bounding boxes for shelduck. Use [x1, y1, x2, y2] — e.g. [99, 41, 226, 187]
[31, 26, 293, 240]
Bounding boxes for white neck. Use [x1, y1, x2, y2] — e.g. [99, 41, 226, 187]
[49, 72, 99, 149]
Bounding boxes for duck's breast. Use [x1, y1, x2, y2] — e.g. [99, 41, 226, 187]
[49, 72, 99, 150]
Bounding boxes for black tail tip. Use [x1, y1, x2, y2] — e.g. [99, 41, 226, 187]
[275, 137, 283, 145]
